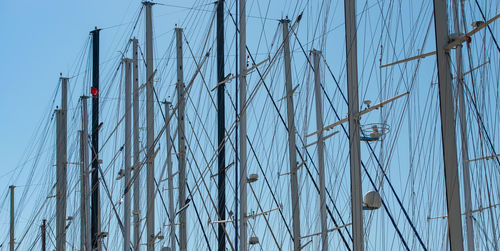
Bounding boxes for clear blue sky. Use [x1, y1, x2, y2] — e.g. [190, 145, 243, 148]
[0, 0, 137, 177]
[0, 0, 197, 179]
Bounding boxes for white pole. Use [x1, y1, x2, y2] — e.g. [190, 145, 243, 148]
[239, 0, 248, 250]
[123, 58, 132, 251]
[9, 185, 14, 251]
[80, 96, 91, 251]
[432, 0, 465, 249]
[56, 109, 66, 251]
[61, 77, 67, 150]
[312, 50, 328, 251]
[165, 101, 175, 251]
[343, 0, 363, 249]
[131, 37, 141, 251]
[175, 27, 187, 251]
[79, 130, 86, 251]
[280, 19, 301, 250]
[452, 1, 474, 250]
[57, 76, 68, 251]
[143, 2, 155, 250]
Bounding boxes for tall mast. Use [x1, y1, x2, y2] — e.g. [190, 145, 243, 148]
[90, 27, 101, 251]
[79, 130, 86, 250]
[123, 58, 132, 251]
[41, 219, 46, 251]
[80, 96, 91, 251]
[216, 1, 226, 251]
[312, 50, 328, 251]
[344, 0, 363, 249]
[175, 27, 187, 251]
[165, 101, 175, 251]
[452, 0, 474, 250]
[239, 0, 248, 250]
[56, 76, 68, 251]
[9, 185, 14, 251]
[432, 0, 464, 250]
[131, 37, 141, 250]
[280, 18, 301, 250]
[143, 2, 155, 251]
[55, 109, 65, 251]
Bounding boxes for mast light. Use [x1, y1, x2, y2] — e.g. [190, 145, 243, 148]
[249, 236, 259, 245]
[363, 190, 382, 210]
[248, 174, 259, 183]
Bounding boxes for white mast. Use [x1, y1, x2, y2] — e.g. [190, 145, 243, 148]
[432, 0, 465, 249]
[343, 0, 363, 249]
[175, 27, 187, 251]
[56, 76, 68, 251]
[165, 101, 175, 251]
[452, 0, 474, 250]
[143, 2, 155, 250]
[80, 96, 91, 251]
[280, 18, 301, 250]
[123, 58, 132, 251]
[79, 124, 85, 251]
[55, 109, 65, 251]
[9, 185, 14, 251]
[312, 50, 328, 251]
[239, 0, 248, 250]
[131, 37, 141, 251]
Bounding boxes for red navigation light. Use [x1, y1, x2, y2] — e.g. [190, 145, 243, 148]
[90, 86, 99, 98]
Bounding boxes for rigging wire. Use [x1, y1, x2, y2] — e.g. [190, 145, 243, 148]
[234, 0, 239, 250]
[472, 0, 500, 53]
[289, 8, 427, 251]
[240, 15, 355, 249]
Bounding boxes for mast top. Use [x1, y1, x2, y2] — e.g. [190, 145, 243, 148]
[160, 100, 172, 105]
[90, 27, 101, 34]
[280, 18, 290, 23]
[142, 1, 155, 6]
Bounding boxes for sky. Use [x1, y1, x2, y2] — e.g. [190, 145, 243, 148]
[0, 0, 134, 178]
[0, 0, 195, 182]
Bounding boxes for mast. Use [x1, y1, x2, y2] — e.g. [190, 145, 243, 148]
[175, 27, 187, 251]
[216, 1, 226, 251]
[41, 219, 46, 251]
[280, 18, 301, 250]
[80, 96, 91, 251]
[432, 0, 464, 250]
[143, 2, 155, 251]
[90, 27, 101, 251]
[165, 101, 175, 251]
[239, 0, 248, 250]
[55, 109, 65, 251]
[343, 0, 363, 249]
[56, 76, 68, 251]
[131, 37, 141, 250]
[9, 185, 14, 251]
[452, 0, 474, 250]
[123, 58, 132, 251]
[312, 50, 328, 251]
[80, 129, 86, 251]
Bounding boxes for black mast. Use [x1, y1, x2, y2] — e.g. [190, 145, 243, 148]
[90, 28, 100, 250]
[216, 1, 226, 251]
[41, 219, 46, 251]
